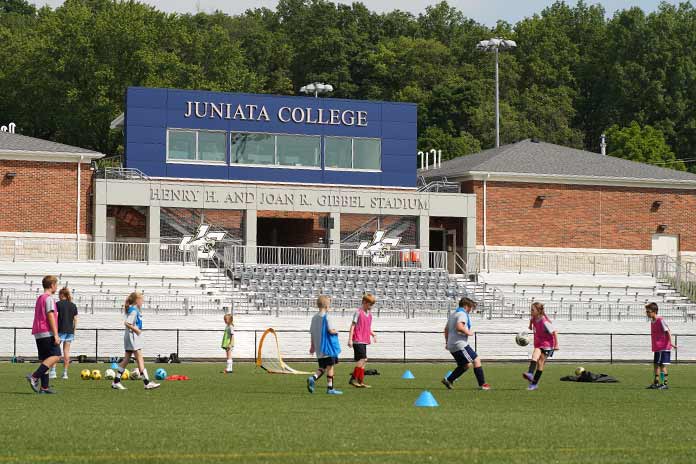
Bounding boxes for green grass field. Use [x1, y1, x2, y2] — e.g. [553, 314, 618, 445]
[1, 362, 695, 463]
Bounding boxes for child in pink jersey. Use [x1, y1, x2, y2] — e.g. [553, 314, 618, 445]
[646, 302, 676, 390]
[348, 293, 377, 388]
[523, 302, 559, 391]
[26, 276, 61, 394]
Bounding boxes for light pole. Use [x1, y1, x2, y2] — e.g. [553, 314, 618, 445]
[476, 38, 516, 147]
[300, 82, 334, 98]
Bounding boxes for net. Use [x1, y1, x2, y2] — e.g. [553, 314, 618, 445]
[256, 328, 310, 375]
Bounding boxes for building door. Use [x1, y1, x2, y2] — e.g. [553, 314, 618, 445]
[446, 229, 457, 274]
[652, 234, 679, 258]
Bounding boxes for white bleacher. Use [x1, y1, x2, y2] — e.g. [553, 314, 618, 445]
[0, 262, 232, 314]
[478, 272, 696, 321]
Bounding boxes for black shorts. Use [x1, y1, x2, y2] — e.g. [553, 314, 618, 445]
[318, 357, 339, 369]
[353, 343, 367, 361]
[451, 346, 478, 367]
[36, 337, 61, 361]
[540, 348, 555, 358]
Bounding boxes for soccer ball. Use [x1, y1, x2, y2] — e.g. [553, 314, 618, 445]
[155, 368, 167, 380]
[121, 369, 130, 381]
[80, 369, 91, 380]
[575, 367, 586, 376]
[104, 369, 115, 380]
[91, 369, 102, 380]
[515, 331, 530, 347]
[130, 368, 141, 380]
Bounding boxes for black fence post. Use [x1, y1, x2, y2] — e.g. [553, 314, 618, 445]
[474, 332, 478, 352]
[13, 328, 17, 357]
[95, 329, 99, 361]
[254, 330, 257, 360]
[403, 331, 406, 362]
[176, 330, 180, 357]
[675, 335, 678, 363]
[609, 333, 613, 364]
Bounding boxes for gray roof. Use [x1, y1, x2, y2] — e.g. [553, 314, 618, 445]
[420, 139, 696, 183]
[0, 131, 102, 157]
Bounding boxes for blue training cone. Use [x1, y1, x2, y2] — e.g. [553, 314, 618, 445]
[402, 369, 415, 380]
[414, 390, 439, 407]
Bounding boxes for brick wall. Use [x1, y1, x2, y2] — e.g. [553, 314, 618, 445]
[0, 160, 93, 235]
[462, 180, 696, 251]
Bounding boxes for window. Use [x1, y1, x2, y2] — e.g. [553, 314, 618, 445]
[198, 131, 226, 162]
[325, 137, 381, 170]
[325, 137, 353, 169]
[167, 129, 226, 163]
[167, 130, 196, 161]
[353, 138, 381, 170]
[277, 135, 321, 167]
[231, 133, 275, 165]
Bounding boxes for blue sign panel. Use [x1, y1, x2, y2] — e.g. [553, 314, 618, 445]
[124, 87, 417, 187]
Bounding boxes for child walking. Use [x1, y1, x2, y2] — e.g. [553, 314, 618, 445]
[222, 313, 235, 373]
[111, 292, 160, 390]
[307, 295, 342, 395]
[523, 302, 559, 391]
[441, 297, 491, 390]
[26, 276, 61, 394]
[50, 287, 78, 380]
[646, 302, 676, 390]
[348, 293, 377, 388]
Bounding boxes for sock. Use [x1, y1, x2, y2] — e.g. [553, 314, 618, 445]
[226, 359, 233, 370]
[532, 370, 543, 385]
[351, 367, 360, 381]
[41, 373, 49, 389]
[50, 366, 56, 374]
[659, 372, 665, 384]
[32, 363, 49, 380]
[359, 367, 365, 383]
[528, 361, 537, 374]
[313, 369, 325, 380]
[327, 375, 334, 390]
[114, 366, 125, 383]
[141, 368, 150, 385]
[447, 365, 468, 383]
[654, 373, 660, 385]
[473, 367, 486, 386]
[664, 373, 669, 385]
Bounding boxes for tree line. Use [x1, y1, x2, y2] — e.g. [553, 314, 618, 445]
[0, 0, 693, 171]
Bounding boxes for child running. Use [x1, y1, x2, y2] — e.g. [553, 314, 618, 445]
[50, 287, 78, 380]
[111, 292, 160, 390]
[441, 297, 491, 390]
[222, 313, 235, 373]
[348, 293, 377, 388]
[307, 295, 343, 395]
[26, 276, 61, 394]
[646, 302, 676, 390]
[523, 302, 559, 391]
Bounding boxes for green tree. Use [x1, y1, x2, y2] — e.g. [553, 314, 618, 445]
[418, 126, 481, 161]
[605, 121, 686, 171]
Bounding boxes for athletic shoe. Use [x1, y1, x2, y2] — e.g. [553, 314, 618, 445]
[349, 378, 361, 388]
[307, 376, 315, 394]
[480, 383, 491, 390]
[48, 369, 57, 380]
[326, 389, 343, 395]
[224, 368, 233, 373]
[646, 383, 660, 389]
[62, 372, 69, 380]
[38, 388, 57, 394]
[111, 382, 127, 390]
[144, 382, 160, 390]
[522, 372, 534, 383]
[441, 378, 453, 390]
[527, 384, 538, 391]
[658, 384, 669, 390]
[26, 375, 40, 393]
[359, 383, 371, 389]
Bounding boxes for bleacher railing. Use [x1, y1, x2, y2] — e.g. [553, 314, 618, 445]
[0, 238, 196, 265]
[655, 255, 696, 302]
[223, 245, 447, 269]
[3, 327, 696, 362]
[467, 251, 658, 276]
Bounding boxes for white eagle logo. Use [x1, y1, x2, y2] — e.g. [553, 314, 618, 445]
[356, 230, 401, 265]
[178, 224, 225, 259]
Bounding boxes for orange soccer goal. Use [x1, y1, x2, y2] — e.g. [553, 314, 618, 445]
[256, 328, 310, 375]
